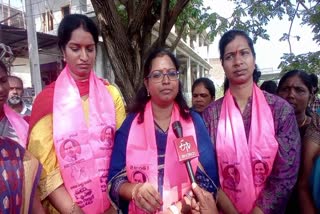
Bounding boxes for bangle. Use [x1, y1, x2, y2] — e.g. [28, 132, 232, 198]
[69, 202, 75, 214]
[131, 183, 141, 201]
[169, 204, 180, 214]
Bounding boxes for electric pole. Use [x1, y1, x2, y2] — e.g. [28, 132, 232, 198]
[0, 0, 4, 22]
[25, 0, 42, 95]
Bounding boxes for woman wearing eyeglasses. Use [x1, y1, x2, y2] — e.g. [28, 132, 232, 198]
[107, 48, 235, 213]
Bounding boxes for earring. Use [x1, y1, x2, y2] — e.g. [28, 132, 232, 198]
[147, 90, 150, 97]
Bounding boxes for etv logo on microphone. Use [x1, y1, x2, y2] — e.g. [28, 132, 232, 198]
[174, 136, 199, 162]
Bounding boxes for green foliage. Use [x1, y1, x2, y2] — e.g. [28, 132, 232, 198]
[92, 0, 320, 102]
[228, 1, 320, 75]
[115, 3, 128, 26]
[175, 0, 204, 37]
[278, 52, 320, 74]
[301, 3, 320, 44]
[178, 0, 298, 43]
[227, 0, 295, 42]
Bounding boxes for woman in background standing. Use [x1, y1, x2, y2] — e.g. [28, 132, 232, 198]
[277, 69, 320, 213]
[191, 77, 215, 113]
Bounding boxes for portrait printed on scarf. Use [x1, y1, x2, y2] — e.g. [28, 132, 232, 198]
[100, 172, 108, 192]
[252, 160, 269, 187]
[132, 170, 148, 183]
[100, 125, 114, 148]
[222, 164, 240, 191]
[60, 139, 81, 162]
[71, 165, 88, 180]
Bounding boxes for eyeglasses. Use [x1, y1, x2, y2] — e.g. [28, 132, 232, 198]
[147, 70, 180, 83]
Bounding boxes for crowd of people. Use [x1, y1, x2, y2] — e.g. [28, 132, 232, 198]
[0, 13, 319, 214]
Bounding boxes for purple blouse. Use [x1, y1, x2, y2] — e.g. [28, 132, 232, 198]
[202, 91, 301, 214]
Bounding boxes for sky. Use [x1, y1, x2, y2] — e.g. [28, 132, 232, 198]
[204, 0, 319, 72]
[3, 0, 319, 72]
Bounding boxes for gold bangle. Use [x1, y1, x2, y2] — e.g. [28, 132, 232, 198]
[69, 202, 75, 214]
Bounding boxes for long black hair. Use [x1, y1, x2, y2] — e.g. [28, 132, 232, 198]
[128, 48, 190, 123]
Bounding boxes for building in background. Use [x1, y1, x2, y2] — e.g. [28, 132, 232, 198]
[0, 0, 213, 103]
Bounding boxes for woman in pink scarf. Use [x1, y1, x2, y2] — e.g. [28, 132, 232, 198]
[202, 30, 301, 214]
[107, 48, 235, 213]
[28, 14, 126, 213]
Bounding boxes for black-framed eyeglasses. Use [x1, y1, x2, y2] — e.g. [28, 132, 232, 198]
[147, 70, 180, 83]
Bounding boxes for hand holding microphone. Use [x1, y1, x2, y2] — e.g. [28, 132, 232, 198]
[190, 183, 218, 214]
[171, 121, 219, 214]
[172, 121, 199, 183]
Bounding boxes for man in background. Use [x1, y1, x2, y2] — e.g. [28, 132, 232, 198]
[7, 75, 32, 116]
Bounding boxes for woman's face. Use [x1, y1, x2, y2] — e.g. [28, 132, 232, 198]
[278, 75, 311, 115]
[144, 55, 179, 107]
[192, 83, 214, 112]
[63, 27, 96, 80]
[222, 36, 255, 86]
[0, 68, 9, 109]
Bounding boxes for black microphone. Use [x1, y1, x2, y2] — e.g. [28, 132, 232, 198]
[172, 121, 198, 183]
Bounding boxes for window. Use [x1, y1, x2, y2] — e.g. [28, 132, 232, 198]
[61, 5, 70, 17]
[41, 10, 53, 32]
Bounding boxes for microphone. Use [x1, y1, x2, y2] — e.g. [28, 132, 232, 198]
[172, 121, 199, 183]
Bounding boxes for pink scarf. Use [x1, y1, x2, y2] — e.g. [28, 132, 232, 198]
[216, 84, 278, 213]
[53, 66, 115, 213]
[4, 104, 28, 148]
[126, 102, 198, 213]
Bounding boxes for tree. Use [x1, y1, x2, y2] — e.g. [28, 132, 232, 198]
[90, 0, 320, 104]
[276, 1, 320, 74]
[230, 1, 320, 74]
[279, 51, 320, 74]
[90, 0, 193, 104]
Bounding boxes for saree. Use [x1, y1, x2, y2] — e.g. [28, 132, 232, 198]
[216, 85, 278, 213]
[0, 136, 41, 214]
[126, 102, 198, 213]
[310, 156, 320, 210]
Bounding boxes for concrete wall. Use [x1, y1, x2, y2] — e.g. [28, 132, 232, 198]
[10, 58, 32, 88]
[31, 0, 87, 33]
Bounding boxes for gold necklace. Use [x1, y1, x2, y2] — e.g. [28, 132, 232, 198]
[299, 115, 308, 127]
